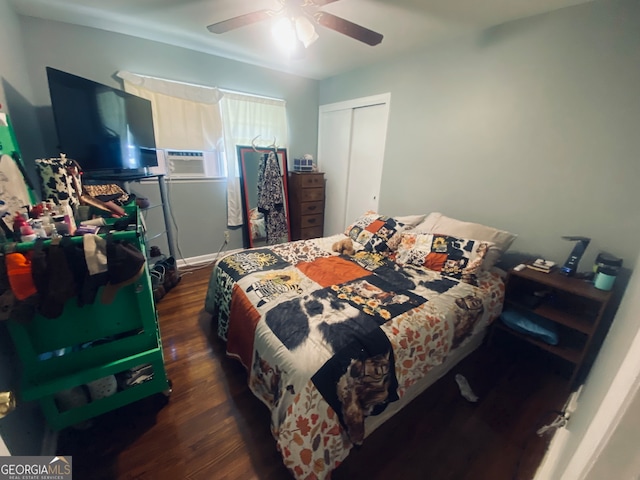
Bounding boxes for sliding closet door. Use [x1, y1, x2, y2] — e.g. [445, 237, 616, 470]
[318, 108, 353, 236]
[344, 103, 388, 227]
[318, 94, 390, 236]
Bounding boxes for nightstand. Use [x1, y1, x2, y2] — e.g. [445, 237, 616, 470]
[494, 267, 612, 387]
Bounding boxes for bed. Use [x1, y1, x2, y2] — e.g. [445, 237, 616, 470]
[204, 212, 514, 479]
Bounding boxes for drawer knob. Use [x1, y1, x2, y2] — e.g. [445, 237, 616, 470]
[308, 218, 316, 224]
[308, 205, 316, 211]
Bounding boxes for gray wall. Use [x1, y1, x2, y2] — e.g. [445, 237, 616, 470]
[0, 1, 44, 186]
[18, 16, 320, 257]
[0, 0, 46, 456]
[320, 1, 640, 475]
[320, 0, 640, 274]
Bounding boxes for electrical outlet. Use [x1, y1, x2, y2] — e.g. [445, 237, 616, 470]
[224, 230, 230, 243]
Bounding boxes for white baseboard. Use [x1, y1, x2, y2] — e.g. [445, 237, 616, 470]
[176, 247, 244, 269]
[534, 427, 571, 479]
[176, 252, 219, 268]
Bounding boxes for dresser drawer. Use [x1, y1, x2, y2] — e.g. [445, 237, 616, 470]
[299, 225, 324, 240]
[299, 187, 324, 202]
[300, 214, 323, 229]
[299, 201, 324, 216]
[298, 174, 324, 188]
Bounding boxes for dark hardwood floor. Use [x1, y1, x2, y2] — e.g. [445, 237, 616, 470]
[58, 265, 569, 480]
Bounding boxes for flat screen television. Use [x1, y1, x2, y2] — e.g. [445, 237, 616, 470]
[46, 66, 158, 177]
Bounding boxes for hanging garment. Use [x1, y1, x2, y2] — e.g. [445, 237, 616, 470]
[0, 154, 32, 228]
[257, 151, 288, 245]
[256, 153, 266, 215]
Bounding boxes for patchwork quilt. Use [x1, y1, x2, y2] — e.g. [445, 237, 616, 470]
[205, 235, 505, 480]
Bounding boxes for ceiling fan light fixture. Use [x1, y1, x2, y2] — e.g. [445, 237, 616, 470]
[272, 13, 318, 55]
[272, 16, 298, 54]
[295, 15, 318, 48]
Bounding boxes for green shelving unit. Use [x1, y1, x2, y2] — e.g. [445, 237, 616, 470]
[5, 216, 170, 430]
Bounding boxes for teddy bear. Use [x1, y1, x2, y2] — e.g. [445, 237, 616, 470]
[332, 238, 356, 256]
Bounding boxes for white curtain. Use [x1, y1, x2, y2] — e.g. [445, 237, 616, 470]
[116, 72, 287, 227]
[220, 91, 287, 226]
[116, 71, 223, 153]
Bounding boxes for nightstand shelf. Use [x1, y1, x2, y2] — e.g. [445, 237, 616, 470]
[504, 299, 593, 334]
[497, 267, 612, 387]
[493, 322, 582, 364]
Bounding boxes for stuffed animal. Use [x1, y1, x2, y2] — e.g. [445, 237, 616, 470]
[332, 238, 356, 256]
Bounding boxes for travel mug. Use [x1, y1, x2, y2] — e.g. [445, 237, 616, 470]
[594, 266, 617, 291]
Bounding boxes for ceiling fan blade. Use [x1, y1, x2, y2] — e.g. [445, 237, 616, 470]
[314, 12, 383, 46]
[207, 9, 274, 34]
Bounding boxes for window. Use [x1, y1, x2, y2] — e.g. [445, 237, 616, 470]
[117, 71, 224, 179]
[219, 91, 288, 226]
[117, 71, 288, 226]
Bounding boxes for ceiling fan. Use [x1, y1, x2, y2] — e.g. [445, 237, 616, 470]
[206, 0, 383, 48]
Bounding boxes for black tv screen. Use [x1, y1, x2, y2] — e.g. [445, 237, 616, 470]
[46, 67, 158, 175]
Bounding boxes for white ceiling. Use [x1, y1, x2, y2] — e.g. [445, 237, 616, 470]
[11, 0, 592, 80]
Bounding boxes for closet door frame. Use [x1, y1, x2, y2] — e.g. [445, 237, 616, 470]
[318, 93, 391, 236]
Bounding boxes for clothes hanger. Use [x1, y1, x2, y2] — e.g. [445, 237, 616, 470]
[251, 135, 277, 153]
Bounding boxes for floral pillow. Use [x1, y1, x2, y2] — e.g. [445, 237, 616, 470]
[344, 212, 410, 254]
[395, 232, 493, 284]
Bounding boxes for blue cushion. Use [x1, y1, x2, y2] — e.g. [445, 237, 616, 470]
[500, 308, 559, 345]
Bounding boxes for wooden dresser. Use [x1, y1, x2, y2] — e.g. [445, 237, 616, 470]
[288, 172, 325, 240]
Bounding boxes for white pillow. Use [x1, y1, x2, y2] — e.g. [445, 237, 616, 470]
[415, 212, 517, 269]
[394, 214, 426, 228]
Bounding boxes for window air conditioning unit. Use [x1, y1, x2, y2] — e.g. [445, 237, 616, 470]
[160, 150, 221, 178]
